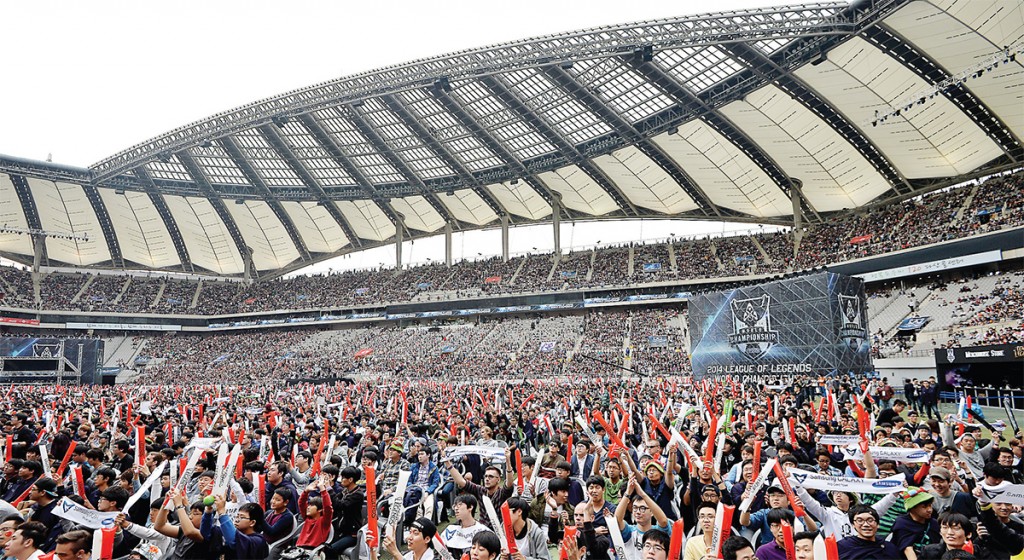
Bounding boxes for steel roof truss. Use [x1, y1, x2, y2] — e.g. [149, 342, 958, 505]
[217, 137, 313, 261]
[132, 167, 195, 272]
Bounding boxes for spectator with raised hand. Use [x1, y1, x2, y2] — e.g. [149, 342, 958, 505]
[296, 477, 333, 549]
[214, 493, 269, 560]
[154, 487, 222, 560]
[613, 475, 670, 560]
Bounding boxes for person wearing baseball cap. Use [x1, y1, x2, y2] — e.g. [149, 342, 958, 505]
[927, 467, 975, 518]
[890, 487, 940, 559]
[383, 517, 436, 560]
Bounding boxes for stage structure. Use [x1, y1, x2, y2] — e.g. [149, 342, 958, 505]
[0, 338, 104, 384]
[688, 272, 871, 378]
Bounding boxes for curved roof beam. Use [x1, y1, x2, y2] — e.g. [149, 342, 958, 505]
[479, 74, 635, 218]
[627, 57, 820, 222]
[343, 104, 453, 230]
[426, 87, 526, 221]
[257, 123, 367, 247]
[379, 94, 483, 226]
[78, 184, 124, 268]
[89, 3, 854, 182]
[863, 25, 1022, 164]
[8, 174, 47, 266]
[294, 115, 396, 246]
[132, 167, 195, 272]
[719, 41, 914, 197]
[542, 64, 721, 218]
[174, 152, 259, 276]
[216, 137, 313, 261]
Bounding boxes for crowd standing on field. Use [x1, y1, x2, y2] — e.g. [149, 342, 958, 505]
[0, 373, 1022, 560]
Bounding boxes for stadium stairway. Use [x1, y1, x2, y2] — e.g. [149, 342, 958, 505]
[70, 275, 94, 304]
[150, 280, 167, 309]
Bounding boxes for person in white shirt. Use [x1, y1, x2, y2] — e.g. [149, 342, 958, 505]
[439, 495, 493, 557]
[613, 477, 671, 560]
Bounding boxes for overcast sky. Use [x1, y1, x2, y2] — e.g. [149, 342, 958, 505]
[1, 0, 791, 275]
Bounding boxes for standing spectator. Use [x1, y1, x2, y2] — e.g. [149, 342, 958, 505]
[878, 379, 895, 410]
[904, 380, 918, 413]
[919, 381, 939, 420]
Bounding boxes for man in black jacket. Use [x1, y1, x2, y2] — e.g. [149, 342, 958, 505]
[920, 380, 939, 420]
[328, 466, 366, 556]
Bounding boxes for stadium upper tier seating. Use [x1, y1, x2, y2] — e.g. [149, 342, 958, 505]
[0, 170, 1021, 316]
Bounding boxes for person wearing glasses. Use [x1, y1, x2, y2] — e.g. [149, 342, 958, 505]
[683, 502, 717, 560]
[214, 493, 269, 560]
[613, 476, 670, 560]
[836, 505, 900, 559]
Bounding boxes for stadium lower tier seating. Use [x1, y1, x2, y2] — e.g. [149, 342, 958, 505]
[105, 269, 1023, 384]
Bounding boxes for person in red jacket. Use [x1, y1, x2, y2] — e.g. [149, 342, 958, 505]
[296, 477, 333, 549]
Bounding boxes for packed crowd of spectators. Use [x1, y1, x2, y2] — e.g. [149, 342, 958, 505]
[1, 170, 1021, 316]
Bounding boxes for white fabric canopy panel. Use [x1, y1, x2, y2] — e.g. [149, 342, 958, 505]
[883, 1, 1024, 142]
[438, 190, 499, 226]
[225, 201, 302, 271]
[336, 200, 395, 242]
[794, 37, 1003, 178]
[0, 174, 33, 257]
[163, 195, 244, 275]
[389, 196, 446, 233]
[536, 166, 619, 216]
[485, 182, 551, 221]
[721, 84, 891, 212]
[652, 125, 792, 217]
[933, 0, 1024, 55]
[28, 178, 111, 266]
[592, 146, 698, 215]
[281, 201, 349, 254]
[98, 188, 180, 269]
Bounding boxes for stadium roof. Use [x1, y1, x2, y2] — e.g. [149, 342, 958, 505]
[0, 0, 1021, 277]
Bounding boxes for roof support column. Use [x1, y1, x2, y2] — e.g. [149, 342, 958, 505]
[395, 215, 405, 270]
[31, 233, 44, 274]
[243, 247, 254, 282]
[444, 222, 453, 267]
[552, 198, 562, 256]
[501, 215, 510, 263]
[792, 190, 804, 258]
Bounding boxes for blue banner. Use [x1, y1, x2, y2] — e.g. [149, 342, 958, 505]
[734, 255, 755, 263]
[897, 316, 930, 331]
[416, 282, 433, 290]
[642, 263, 661, 272]
[560, 270, 577, 279]
[648, 335, 669, 347]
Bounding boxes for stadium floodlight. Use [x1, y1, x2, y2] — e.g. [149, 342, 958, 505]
[0, 225, 89, 242]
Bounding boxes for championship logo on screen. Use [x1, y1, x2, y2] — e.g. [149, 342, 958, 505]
[33, 342, 61, 358]
[727, 295, 779, 359]
[838, 294, 867, 349]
